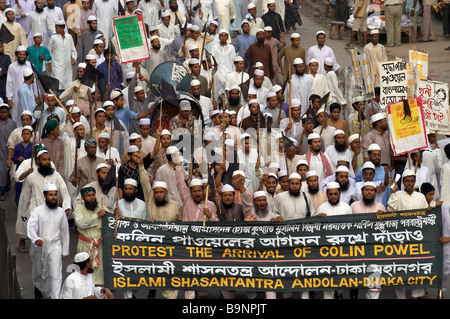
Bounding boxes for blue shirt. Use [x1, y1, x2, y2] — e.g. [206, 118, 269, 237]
[115, 107, 138, 133]
[17, 83, 36, 124]
[233, 34, 257, 57]
[355, 164, 389, 183]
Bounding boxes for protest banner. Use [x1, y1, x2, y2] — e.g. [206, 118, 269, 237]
[409, 49, 428, 81]
[358, 52, 375, 100]
[113, 14, 150, 64]
[417, 80, 450, 134]
[102, 208, 443, 293]
[386, 97, 429, 156]
[348, 48, 364, 92]
[406, 62, 418, 99]
[379, 60, 408, 110]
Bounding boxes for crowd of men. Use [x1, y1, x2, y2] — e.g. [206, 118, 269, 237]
[0, 0, 449, 300]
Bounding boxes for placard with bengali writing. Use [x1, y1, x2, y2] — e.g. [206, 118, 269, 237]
[102, 208, 443, 293]
[113, 14, 150, 64]
[417, 80, 450, 134]
[379, 60, 408, 110]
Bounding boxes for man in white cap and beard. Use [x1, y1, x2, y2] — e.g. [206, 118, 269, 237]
[27, 183, 70, 299]
[60, 252, 114, 299]
[284, 57, 314, 115]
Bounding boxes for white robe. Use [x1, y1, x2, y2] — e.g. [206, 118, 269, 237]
[421, 147, 442, 199]
[237, 148, 264, 193]
[210, 42, 236, 99]
[324, 145, 355, 176]
[114, 198, 147, 219]
[155, 162, 188, 207]
[27, 204, 70, 299]
[25, 11, 55, 47]
[215, 0, 235, 33]
[49, 33, 77, 90]
[311, 73, 330, 99]
[62, 134, 86, 200]
[273, 190, 316, 220]
[326, 70, 346, 106]
[138, 0, 163, 28]
[306, 44, 340, 76]
[284, 73, 314, 115]
[441, 162, 450, 206]
[60, 271, 105, 299]
[387, 190, 429, 211]
[92, 0, 118, 44]
[315, 200, 352, 216]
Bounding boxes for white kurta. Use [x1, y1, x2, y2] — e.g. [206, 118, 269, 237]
[313, 125, 336, 150]
[284, 73, 315, 115]
[422, 147, 442, 199]
[27, 204, 70, 299]
[326, 70, 346, 106]
[25, 11, 55, 47]
[315, 200, 352, 216]
[215, 0, 235, 33]
[273, 190, 316, 220]
[49, 33, 77, 90]
[138, 0, 163, 28]
[441, 163, 450, 206]
[324, 145, 355, 176]
[92, 0, 118, 44]
[238, 148, 264, 193]
[157, 23, 180, 41]
[210, 42, 236, 98]
[62, 134, 86, 199]
[114, 198, 147, 219]
[60, 271, 105, 299]
[311, 73, 330, 99]
[155, 163, 187, 207]
[387, 190, 429, 211]
[306, 44, 340, 76]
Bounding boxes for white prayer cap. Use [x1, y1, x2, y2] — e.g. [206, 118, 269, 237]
[362, 161, 376, 170]
[256, 28, 265, 34]
[74, 252, 90, 263]
[316, 30, 326, 36]
[150, 35, 159, 42]
[65, 99, 75, 106]
[139, 118, 151, 125]
[371, 112, 386, 123]
[209, 20, 218, 26]
[296, 159, 309, 168]
[229, 85, 240, 91]
[368, 143, 381, 151]
[21, 110, 33, 117]
[102, 100, 114, 108]
[268, 173, 278, 180]
[96, 163, 110, 171]
[190, 25, 200, 32]
[248, 88, 257, 95]
[348, 134, 359, 144]
[4, 8, 13, 13]
[87, 15, 97, 21]
[190, 178, 203, 188]
[306, 170, 318, 179]
[241, 20, 250, 26]
[69, 106, 80, 114]
[317, 107, 326, 114]
[37, 150, 48, 158]
[254, 69, 264, 77]
[189, 58, 199, 65]
[126, 72, 135, 79]
[324, 57, 334, 66]
[166, 146, 178, 155]
[124, 178, 138, 187]
[353, 95, 364, 103]
[362, 181, 377, 189]
[55, 20, 65, 26]
[293, 58, 304, 65]
[334, 129, 345, 137]
[127, 145, 139, 153]
[210, 109, 220, 117]
[93, 39, 103, 45]
[152, 181, 168, 190]
[16, 45, 27, 52]
[266, 91, 277, 99]
[134, 86, 144, 93]
[86, 54, 96, 60]
[161, 10, 170, 18]
[289, 173, 301, 180]
[129, 133, 141, 140]
[161, 129, 171, 136]
[190, 79, 201, 87]
[23, 68, 33, 77]
[73, 122, 84, 130]
[248, 99, 259, 106]
[253, 191, 267, 199]
[221, 184, 234, 193]
[229, 110, 237, 115]
[180, 100, 191, 111]
[232, 170, 246, 178]
[33, 32, 43, 38]
[22, 125, 33, 133]
[264, 26, 273, 32]
[272, 85, 282, 92]
[253, 62, 264, 68]
[291, 99, 301, 108]
[110, 90, 122, 100]
[278, 170, 288, 178]
[98, 132, 110, 139]
[43, 183, 58, 192]
[308, 132, 321, 141]
[234, 56, 244, 62]
[268, 0, 276, 3]
[290, 32, 300, 39]
[248, 3, 256, 9]
[402, 169, 416, 178]
[370, 29, 379, 35]
[219, 29, 229, 35]
[78, 62, 87, 69]
[336, 165, 349, 173]
[308, 58, 319, 64]
[240, 133, 251, 140]
[326, 181, 340, 190]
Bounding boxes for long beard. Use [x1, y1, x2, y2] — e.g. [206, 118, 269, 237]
[334, 142, 347, 153]
[38, 164, 55, 176]
[155, 197, 168, 207]
[308, 186, 319, 195]
[295, 70, 304, 77]
[17, 58, 26, 65]
[254, 204, 269, 218]
[36, 7, 44, 13]
[123, 193, 136, 202]
[228, 96, 240, 107]
[84, 199, 98, 211]
[45, 199, 58, 209]
[223, 202, 234, 209]
[289, 189, 300, 197]
[363, 196, 375, 206]
[339, 181, 349, 192]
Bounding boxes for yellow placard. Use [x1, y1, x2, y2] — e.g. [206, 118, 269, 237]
[390, 99, 423, 140]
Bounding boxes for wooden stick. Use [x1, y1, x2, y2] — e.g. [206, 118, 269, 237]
[203, 184, 210, 227]
[114, 158, 120, 242]
[48, 89, 75, 123]
[288, 64, 292, 134]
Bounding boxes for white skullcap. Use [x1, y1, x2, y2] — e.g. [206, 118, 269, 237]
[290, 32, 300, 39]
[336, 166, 349, 173]
[289, 173, 301, 180]
[16, 45, 27, 52]
[254, 69, 264, 77]
[110, 90, 122, 100]
[33, 32, 43, 38]
[21, 110, 33, 117]
[353, 95, 364, 103]
[234, 56, 244, 62]
[291, 99, 301, 108]
[190, 178, 203, 187]
[348, 134, 359, 144]
[209, 20, 218, 26]
[293, 58, 304, 65]
[23, 68, 33, 77]
[248, 2, 256, 9]
[256, 28, 265, 34]
[86, 54, 96, 60]
[78, 62, 87, 69]
[221, 184, 234, 193]
[241, 19, 250, 26]
[152, 181, 168, 189]
[37, 150, 48, 158]
[139, 118, 151, 125]
[232, 170, 246, 178]
[308, 133, 321, 141]
[203, 131, 215, 142]
[43, 183, 58, 192]
[150, 35, 159, 42]
[87, 15, 97, 21]
[229, 85, 240, 92]
[219, 29, 229, 35]
[253, 62, 264, 68]
[264, 26, 272, 32]
[308, 58, 319, 64]
[102, 101, 114, 108]
[55, 20, 65, 26]
[129, 133, 141, 141]
[324, 57, 334, 66]
[93, 39, 103, 45]
[370, 29, 379, 35]
[306, 170, 318, 179]
[334, 129, 345, 137]
[278, 170, 288, 178]
[266, 91, 277, 99]
[65, 99, 75, 106]
[253, 191, 267, 199]
[4, 8, 13, 13]
[296, 159, 309, 167]
[124, 178, 138, 187]
[22, 125, 33, 132]
[368, 143, 381, 151]
[190, 25, 200, 31]
[166, 146, 178, 155]
[74, 252, 90, 263]
[362, 161, 376, 170]
[248, 88, 257, 95]
[189, 58, 199, 65]
[248, 99, 259, 106]
[96, 163, 110, 171]
[190, 79, 201, 87]
[134, 86, 144, 93]
[317, 107, 326, 114]
[371, 112, 386, 123]
[326, 181, 340, 189]
[126, 72, 135, 79]
[161, 129, 171, 136]
[272, 85, 282, 92]
[316, 30, 326, 36]
[127, 145, 139, 153]
[161, 10, 170, 18]
[402, 169, 416, 178]
[362, 181, 377, 189]
[268, 173, 278, 180]
[73, 122, 84, 130]
[98, 132, 110, 140]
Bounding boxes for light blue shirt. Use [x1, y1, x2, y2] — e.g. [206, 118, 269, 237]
[17, 82, 36, 125]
